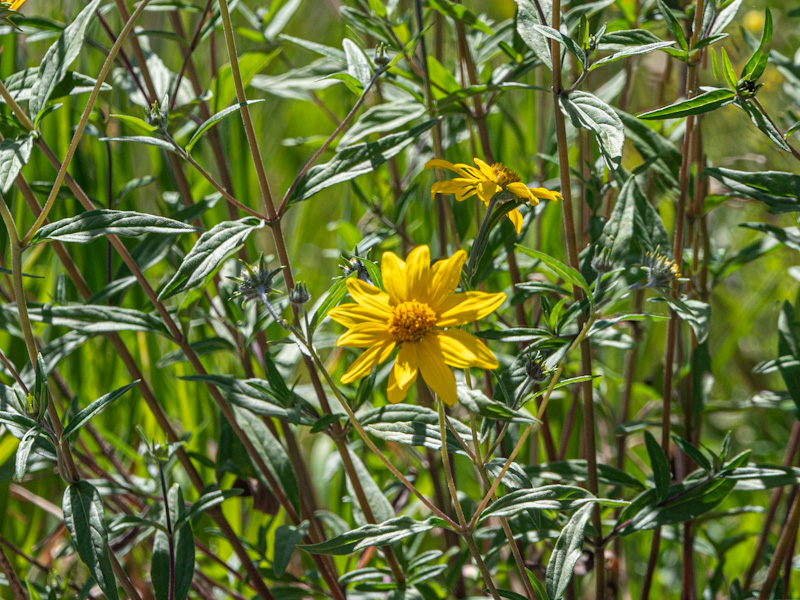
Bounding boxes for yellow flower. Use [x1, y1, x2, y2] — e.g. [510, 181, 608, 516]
[8, 0, 28, 10]
[425, 158, 561, 234]
[329, 245, 504, 406]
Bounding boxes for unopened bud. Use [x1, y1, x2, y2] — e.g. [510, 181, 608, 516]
[290, 282, 311, 306]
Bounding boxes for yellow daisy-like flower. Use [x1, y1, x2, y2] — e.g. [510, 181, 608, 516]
[8, 0, 28, 10]
[426, 158, 561, 234]
[329, 245, 504, 406]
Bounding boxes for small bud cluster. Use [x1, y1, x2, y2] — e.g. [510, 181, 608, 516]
[339, 254, 374, 286]
[231, 256, 285, 306]
[642, 247, 681, 289]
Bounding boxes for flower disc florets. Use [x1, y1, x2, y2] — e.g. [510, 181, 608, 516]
[388, 301, 437, 342]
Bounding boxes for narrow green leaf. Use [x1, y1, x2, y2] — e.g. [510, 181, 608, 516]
[31, 210, 199, 244]
[721, 48, 738, 90]
[778, 302, 800, 415]
[0, 134, 34, 195]
[428, 0, 493, 35]
[63, 481, 120, 600]
[100, 136, 179, 153]
[61, 381, 139, 441]
[735, 100, 790, 152]
[644, 431, 670, 501]
[186, 100, 265, 153]
[638, 88, 736, 120]
[741, 9, 772, 82]
[152, 485, 194, 600]
[159, 218, 265, 300]
[343, 39, 372, 90]
[657, 0, 688, 51]
[546, 503, 595, 600]
[273, 522, 310, 577]
[671, 435, 712, 472]
[174, 488, 243, 530]
[515, 0, 553, 70]
[590, 41, 675, 70]
[17, 305, 168, 336]
[515, 246, 593, 308]
[299, 517, 435, 555]
[30, 0, 102, 116]
[15, 428, 38, 481]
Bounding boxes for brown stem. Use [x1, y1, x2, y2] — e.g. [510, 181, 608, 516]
[0, 545, 28, 600]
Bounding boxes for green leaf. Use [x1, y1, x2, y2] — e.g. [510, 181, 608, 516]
[214, 50, 282, 112]
[15, 428, 38, 481]
[480, 486, 624, 520]
[515, 0, 552, 70]
[310, 278, 348, 333]
[347, 453, 395, 525]
[638, 88, 736, 120]
[152, 484, 194, 600]
[704, 167, 800, 213]
[428, 0, 493, 35]
[342, 39, 372, 90]
[287, 119, 438, 204]
[644, 431, 670, 501]
[671, 435, 712, 472]
[339, 100, 426, 147]
[778, 301, 800, 415]
[657, 296, 711, 344]
[99, 136, 179, 153]
[63, 481, 120, 600]
[559, 91, 624, 167]
[232, 406, 300, 514]
[598, 29, 664, 46]
[601, 174, 670, 259]
[741, 9, 771, 82]
[29, 0, 102, 117]
[18, 305, 168, 336]
[0, 134, 34, 195]
[0, 69, 111, 105]
[657, 0, 688, 51]
[708, 0, 743, 36]
[532, 25, 585, 66]
[590, 41, 675, 70]
[185, 100, 265, 154]
[723, 465, 800, 491]
[734, 99, 790, 152]
[457, 385, 539, 424]
[159, 218, 265, 300]
[546, 503, 594, 600]
[174, 488, 243, 529]
[299, 516, 435, 555]
[515, 246, 593, 308]
[720, 48, 738, 90]
[523, 460, 645, 490]
[31, 210, 200, 244]
[61, 382, 139, 441]
[273, 522, 309, 577]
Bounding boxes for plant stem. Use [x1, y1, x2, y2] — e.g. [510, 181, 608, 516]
[756, 488, 800, 600]
[468, 194, 499, 278]
[0, 545, 28, 600]
[158, 462, 176, 600]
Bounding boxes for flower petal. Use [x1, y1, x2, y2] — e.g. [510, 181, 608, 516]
[404, 245, 430, 303]
[506, 182, 534, 201]
[346, 278, 392, 315]
[529, 187, 561, 202]
[473, 158, 496, 181]
[437, 330, 499, 369]
[506, 208, 523, 234]
[436, 291, 506, 327]
[431, 180, 477, 200]
[417, 335, 458, 406]
[387, 366, 417, 404]
[381, 251, 406, 304]
[477, 181, 500, 204]
[337, 322, 392, 348]
[428, 250, 466, 311]
[425, 159, 480, 179]
[393, 342, 419, 390]
[340, 340, 396, 384]
[328, 303, 385, 328]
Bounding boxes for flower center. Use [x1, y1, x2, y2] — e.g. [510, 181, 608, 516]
[388, 301, 437, 342]
[491, 163, 521, 186]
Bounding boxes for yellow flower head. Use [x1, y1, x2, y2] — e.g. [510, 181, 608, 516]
[425, 157, 561, 235]
[329, 245, 504, 406]
[8, 0, 28, 10]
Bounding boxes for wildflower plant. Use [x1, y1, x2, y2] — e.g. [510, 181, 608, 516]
[0, 2, 798, 600]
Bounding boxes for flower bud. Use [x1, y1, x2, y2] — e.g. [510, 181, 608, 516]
[290, 282, 311, 306]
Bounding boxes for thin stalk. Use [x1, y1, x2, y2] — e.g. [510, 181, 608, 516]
[0, 545, 28, 600]
[756, 489, 800, 600]
[549, 0, 604, 595]
[21, 0, 153, 246]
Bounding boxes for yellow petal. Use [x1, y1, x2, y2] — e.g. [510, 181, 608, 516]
[437, 330, 499, 369]
[404, 244, 430, 303]
[473, 158, 496, 182]
[337, 322, 392, 348]
[428, 250, 466, 311]
[436, 291, 505, 327]
[393, 342, 419, 390]
[340, 340, 396, 384]
[529, 187, 561, 202]
[387, 366, 417, 404]
[346, 278, 392, 315]
[506, 182, 534, 201]
[507, 208, 523, 234]
[9, 0, 27, 9]
[425, 159, 481, 180]
[477, 181, 500, 204]
[431, 180, 477, 201]
[381, 251, 406, 304]
[417, 335, 458, 406]
[328, 303, 385, 328]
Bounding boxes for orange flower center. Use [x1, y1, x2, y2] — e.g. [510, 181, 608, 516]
[491, 163, 521, 186]
[388, 301, 437, 342]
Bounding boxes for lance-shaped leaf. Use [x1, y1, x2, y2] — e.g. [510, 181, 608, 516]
[343, 39, 372, 90]
[273, 522, 310, 578]
[590, 41, 675, 70]
[31, 210, 200, 244]
[17, 305, 168, 336]
[61, 381, 140, 441]
[778, 301, 800, 414]
[644, 431, 671, 501]
[152, 484, 194, 600]
[287, 119, 439, 204]
[560, 91, 624, 168]
[480, 486, 624, 521]
[63, 481, 120, 600]
[30, 0, 102, 117]
[299, 517, 435, 555]
[546, 503, 595, 600]
[429, 0, 493, 35]
[741, 9, 772, 82]
[515, 0, 552, 70]
[1, 69, 111, 105]
[186, 100, 265, 154]
[704, 167, 800, 213]
[15, 428, 39, 481]
[0, 134, 34, 194]
[638, 88, 736, 120]
[159, 218, 265, 299]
